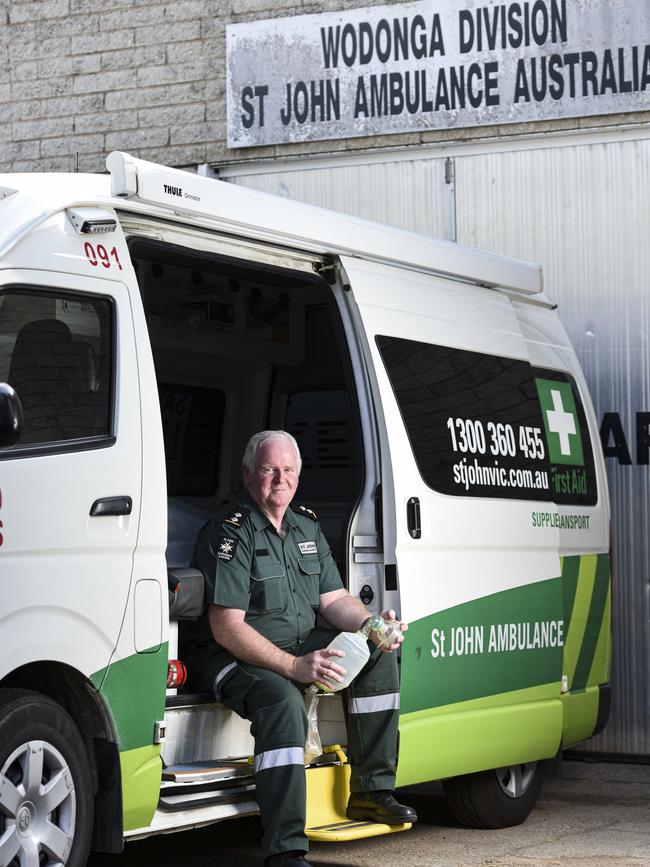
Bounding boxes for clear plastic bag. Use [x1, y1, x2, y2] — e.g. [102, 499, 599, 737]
[304, 685, 322, 765]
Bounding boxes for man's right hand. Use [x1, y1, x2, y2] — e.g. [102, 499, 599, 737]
[291, 648, 346, 688]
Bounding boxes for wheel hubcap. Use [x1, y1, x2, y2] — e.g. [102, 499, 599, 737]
[0, 740, 76, 866]
[495, 761, 537, 799]
[16, 801, 35, 835]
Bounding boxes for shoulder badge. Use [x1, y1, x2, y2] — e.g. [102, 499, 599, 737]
[296, 504, 318, 521]
[214, 535, 239, 562]
[222, 506, 251, 530]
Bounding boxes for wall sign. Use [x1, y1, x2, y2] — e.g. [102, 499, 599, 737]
[226, 0, 650, 148]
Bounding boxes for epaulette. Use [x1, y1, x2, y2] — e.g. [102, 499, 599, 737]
[222, 506, 251, 530]
[295, 504, 318, 521]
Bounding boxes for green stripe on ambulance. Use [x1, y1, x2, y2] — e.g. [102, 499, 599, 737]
[398, 553, 611, 783]
[92, 645, 167, 830]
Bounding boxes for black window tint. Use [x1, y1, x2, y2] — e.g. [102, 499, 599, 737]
[159, 383, 225, 496]
[377, 336, 553, 501]
[285, 389, 358, 502]
[0, 289, 112, 447]
[532, 368, 597, 506]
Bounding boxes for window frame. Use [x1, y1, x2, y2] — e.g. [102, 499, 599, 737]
[0, 284, 117, 461]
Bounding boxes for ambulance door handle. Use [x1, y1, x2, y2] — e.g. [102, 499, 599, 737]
[90, 496, 133, 517]
[407, 497, 421, 539]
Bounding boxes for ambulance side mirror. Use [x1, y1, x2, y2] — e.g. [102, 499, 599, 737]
[0, 383, 23, 447]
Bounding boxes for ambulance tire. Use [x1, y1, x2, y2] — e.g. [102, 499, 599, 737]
[443, 761, 543, 828]
[0, 688, 93, 867]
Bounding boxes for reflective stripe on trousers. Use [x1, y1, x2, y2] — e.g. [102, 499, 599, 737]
[212, 661, 237, 700]
[254, 746, 305, 773]
[348, 692, 400, 714]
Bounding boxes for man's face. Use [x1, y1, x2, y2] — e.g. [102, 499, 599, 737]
[244, 438, 300, 516]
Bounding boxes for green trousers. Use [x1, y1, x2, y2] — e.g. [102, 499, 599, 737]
[215, 627, 400, 858]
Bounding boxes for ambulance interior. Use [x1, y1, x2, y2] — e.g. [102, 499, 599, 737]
[129, 238, 362, 584]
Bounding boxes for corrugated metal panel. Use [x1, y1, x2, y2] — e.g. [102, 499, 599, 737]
[227, 157, 452, 239]
[456, 138, 650, 756]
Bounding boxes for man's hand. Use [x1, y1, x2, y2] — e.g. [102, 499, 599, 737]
[291, 648, 346, 688]
[372, 609, 408, 653]
[318, 591, 409, 655]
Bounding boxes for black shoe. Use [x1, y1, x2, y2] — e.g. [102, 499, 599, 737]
[264, 851, 311, 866]
[346, 790, 418, 825]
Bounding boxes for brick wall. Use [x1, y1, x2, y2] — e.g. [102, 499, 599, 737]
[0, 1, 648, 173]
[0, 0, 379, 172]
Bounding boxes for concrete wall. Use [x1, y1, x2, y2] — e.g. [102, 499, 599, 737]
[1, 0, 649, 173]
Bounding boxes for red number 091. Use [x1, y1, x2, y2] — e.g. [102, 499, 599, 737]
[84, 242, 123, 271]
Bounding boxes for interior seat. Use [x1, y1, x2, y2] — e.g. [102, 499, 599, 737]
[8, 318, 96, 444]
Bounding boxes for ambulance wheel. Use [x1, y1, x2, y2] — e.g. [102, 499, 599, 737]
[443, 761, 542, 828]
[0, 688, 93, 867]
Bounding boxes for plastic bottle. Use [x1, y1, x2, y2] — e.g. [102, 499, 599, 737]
[313, 613, 386, 692]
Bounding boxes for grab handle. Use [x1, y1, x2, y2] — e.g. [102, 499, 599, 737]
[406, 497, 421, 539]
[90, 496, 133, 517]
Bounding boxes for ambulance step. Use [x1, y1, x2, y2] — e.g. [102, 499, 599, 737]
[159, 760, 256, 812]
[305, 748, 411, 843]
[159, 782, 256, 812]
[125, 799, 259, 840]
[306, 818, 412, 843]
[162, 760, 253, 784]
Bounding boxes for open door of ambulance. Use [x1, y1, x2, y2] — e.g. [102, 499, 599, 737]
[340, 256, 565, 787]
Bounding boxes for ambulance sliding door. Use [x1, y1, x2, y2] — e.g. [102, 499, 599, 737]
[341, 256, 564, 786]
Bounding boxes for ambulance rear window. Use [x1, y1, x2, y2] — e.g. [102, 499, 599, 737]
[158, 382, 225, 496]
[377, 337, 597, 506]
[285, 389, 357, 502]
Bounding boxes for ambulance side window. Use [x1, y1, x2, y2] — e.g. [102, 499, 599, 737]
[377, 337, 599, 506]
[376, 336, 553, 501]
[0, 287, 113, 452]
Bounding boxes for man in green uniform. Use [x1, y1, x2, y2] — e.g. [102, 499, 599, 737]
[183, 430, 416, 867]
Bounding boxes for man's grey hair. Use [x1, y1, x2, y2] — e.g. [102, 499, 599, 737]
[242, 430, 302, 473]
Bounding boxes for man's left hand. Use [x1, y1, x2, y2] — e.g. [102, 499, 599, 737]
[372, 609, 408, 652]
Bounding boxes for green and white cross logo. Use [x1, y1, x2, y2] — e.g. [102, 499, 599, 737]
[535, 378, 584, 466]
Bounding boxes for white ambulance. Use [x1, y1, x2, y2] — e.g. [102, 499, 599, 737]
[0, 153, 611, 865]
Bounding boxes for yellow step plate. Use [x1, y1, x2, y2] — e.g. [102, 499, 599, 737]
[305, 760, 411, 842]
[307, 818, 412, 843]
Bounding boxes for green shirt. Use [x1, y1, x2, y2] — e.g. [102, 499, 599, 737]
[182, 496, 344, 687]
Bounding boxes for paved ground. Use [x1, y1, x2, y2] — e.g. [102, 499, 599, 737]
[89, 759, 650, 866]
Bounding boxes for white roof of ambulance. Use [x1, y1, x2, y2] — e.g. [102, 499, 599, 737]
[0, 151, 544, 297]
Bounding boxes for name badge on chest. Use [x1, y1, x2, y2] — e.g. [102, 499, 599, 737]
[298, 541, 318, 555]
